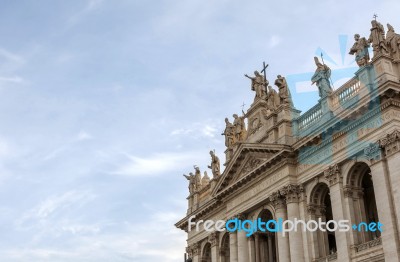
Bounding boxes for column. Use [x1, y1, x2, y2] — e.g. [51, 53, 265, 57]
[268, 234, 274, 262]
[324, 164, 351, 261]
[366, 141, 400, 262]
[281, 184, 305, 262]
[229, 232, 238, 262]
[210, 232, 219, 262]
[270, 192, 290, 262]
[380, 131, 400, 242]
[307, 204, 320, 259]
[248, 236, 256, 262]
[237, 230, 249, 261]
[191, 243, 200, 262]
[343, 187, 358, 245]
[298, 185, 311, 261]
[254, 233, 260, 262]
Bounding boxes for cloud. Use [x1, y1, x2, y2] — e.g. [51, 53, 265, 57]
[0, 48, 25, 64]
[268, 35, 282, 48]
[0, 76, 24, 84]
[171, 122, 219, 138]
[111, 152, 202, 177]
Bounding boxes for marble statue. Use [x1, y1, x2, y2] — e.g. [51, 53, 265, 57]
[267, 86, 280, 110]
[207, 150, 221, 178]
[222, 117, 235, 147]
[193, 165, 202, 190]
[386, 23, 400, 62]
[245, 71, 267, 100]
[233, 114, 247, 142]
[183, 172, 196, 194]
[311, 57, 332, 98]
[274, 75, 292, 105]
[349, 34, 371, 67]
[368, 20, 389, 57]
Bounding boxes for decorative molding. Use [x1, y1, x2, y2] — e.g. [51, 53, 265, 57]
[209, 232, 219, 247]
[279, 184, 301, 204]
[269, 191, 286, 210]
[307, 204, 317, 215]
[192, 243, 200, 256]
[324, 164, 342, 186]
[379, 129, 400, 156]
[364, 143, 382, 162]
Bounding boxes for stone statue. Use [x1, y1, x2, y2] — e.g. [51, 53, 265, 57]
[233, 114, 247, 142]
[201, 171, 210, 187]
[207, 150, 221, 178]
[267, 86, 280, 110]
[183, 173, 196, 194]
[311, 57, 333, 98]
[193, 165, 202, 190]
[349, 34, 370, 67]
[222, 117, 235, 147]
[274, 75, 292, 106]
[386, 23, 400, 62]
[368, 20, 389, 57]
[245, 71, 267, 100]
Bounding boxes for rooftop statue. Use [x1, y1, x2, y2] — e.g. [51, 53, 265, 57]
[311, 56, 333, 98]
[183, 172, 196, 194]
[386, 23, 400, 62]
[349, 34, 370, 67]
[232, 113, 247, 142]
[222, 117, 235, 147]
[245, 71, 267, 100]
[274, 75, 293, 106]
[368, 20, 389, 57]
[207, 150, 221, 178]
[267, 86, 280, 110]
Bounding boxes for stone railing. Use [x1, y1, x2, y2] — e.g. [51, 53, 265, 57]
[331, 77, 361, 109]
[354, 237, 382, 253]
[313, 252, 337, 262]
[297, 103, 323, 131]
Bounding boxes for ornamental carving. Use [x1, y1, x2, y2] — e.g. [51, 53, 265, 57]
[242, 157, 263, 173]
[324, 164, 342, 186]
[269, 191, 286, 210]
[279, 184, 301, 203]
[364, 143, 381, 161]
[209, 232, 219, 247]
[379, 129, 400, 156]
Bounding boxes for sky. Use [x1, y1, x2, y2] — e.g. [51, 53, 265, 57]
[0, 0, 399, 261]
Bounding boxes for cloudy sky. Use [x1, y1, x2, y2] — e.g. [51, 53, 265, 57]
[0, 0, 399, 261]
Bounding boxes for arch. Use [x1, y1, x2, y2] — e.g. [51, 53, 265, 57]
[308, 182, 337, 259]
[345, 162, 380, 244]
[254, 209, 278, 262]
[201, 242, 211, 262]
[219, 233, 230, 262]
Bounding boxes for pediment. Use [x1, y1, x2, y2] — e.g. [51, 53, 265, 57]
[212, 143, 291, 196]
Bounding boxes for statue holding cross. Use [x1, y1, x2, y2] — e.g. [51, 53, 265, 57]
[245, 62, 269, 100]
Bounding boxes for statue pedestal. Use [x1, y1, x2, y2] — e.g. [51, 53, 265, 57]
[275, 105, 301, 145]
[371, 54, 400, 85]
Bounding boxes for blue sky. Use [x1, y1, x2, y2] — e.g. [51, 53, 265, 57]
[0, 0, 399, 261]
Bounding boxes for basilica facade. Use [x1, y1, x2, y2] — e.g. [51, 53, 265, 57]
[175, 20, 400, 262]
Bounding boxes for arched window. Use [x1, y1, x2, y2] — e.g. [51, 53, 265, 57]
[255, 209, 277, 262]
[201, 243, 211, 262]
[309, 183, 337, 259]
[220, 233, 230, 262]
[346, 162, 380, 244]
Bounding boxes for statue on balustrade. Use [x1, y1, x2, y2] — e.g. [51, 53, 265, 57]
[386, 23, 400, 62]
[222, 117, 235, 147]
[274, 75, 293, 106]
[349, 34, 370, 67]
[233, 113, 247, 142]
[311, 57, 333, 98]
[193, 165, 202, 190]
[267, 86, 280, 110]
[245, 71, 267, 100]
[368, 20, 389, 57]
[183, 172, 196, 194]
[201, 171, 210, 187]
[207, 150, 221, 178]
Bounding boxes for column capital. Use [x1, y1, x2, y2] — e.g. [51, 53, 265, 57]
[364, 142, 382, 163]
[379, 129, 400, 156]
[269, 191, 286, 210]
[209, 231, 219, 247]
[324, 164, 342, 186]
[280, 184, 301, 203]
[307, 203, 317, 215]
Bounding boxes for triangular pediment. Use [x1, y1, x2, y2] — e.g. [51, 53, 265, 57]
[212, 143, 291, 196]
